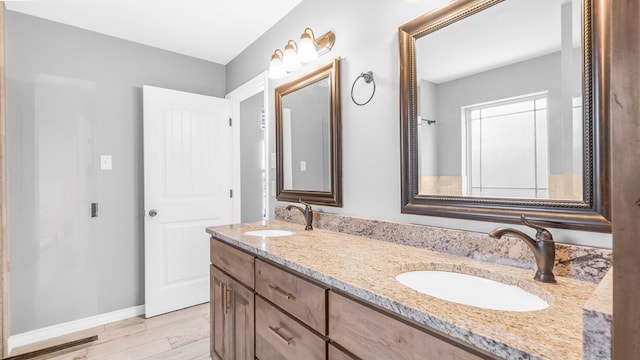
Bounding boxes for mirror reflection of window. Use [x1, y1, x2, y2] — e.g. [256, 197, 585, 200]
[462, 93, 549, 199]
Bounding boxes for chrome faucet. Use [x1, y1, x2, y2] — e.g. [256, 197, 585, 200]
[489, 215, 557, 283]
[286, 200, 314, 230]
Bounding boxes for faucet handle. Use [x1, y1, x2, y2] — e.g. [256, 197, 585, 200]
[520, 215, 553, 241]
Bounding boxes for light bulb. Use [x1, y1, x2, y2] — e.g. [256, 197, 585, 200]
[282, 41, 302, 72]
[298, 33, 318, 63]
[268, 51, 286, 79]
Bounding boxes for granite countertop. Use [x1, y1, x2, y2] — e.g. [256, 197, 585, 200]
[207, 220, 597, 360]
[583, 269, 612, 360]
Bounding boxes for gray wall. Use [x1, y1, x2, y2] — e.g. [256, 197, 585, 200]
[6, 11, 225, 334]
[432, 51, 575, 176]
[226, 0, 611, 248]
[240, 92, 265, 222]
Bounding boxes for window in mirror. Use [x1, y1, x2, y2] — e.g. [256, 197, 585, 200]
[464, 92, 550, 199]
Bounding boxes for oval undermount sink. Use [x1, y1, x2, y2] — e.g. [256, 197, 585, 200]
[244, 229, 295, 237]
[396, 270, 548, 312]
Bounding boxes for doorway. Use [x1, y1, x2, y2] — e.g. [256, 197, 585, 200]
[227, 72, 270, 222]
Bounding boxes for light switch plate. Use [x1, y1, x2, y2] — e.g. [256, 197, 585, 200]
[100, 155, 112, 170]
[300, 160, 306, 171]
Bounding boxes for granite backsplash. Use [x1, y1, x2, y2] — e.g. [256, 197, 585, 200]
[274, 207, 612, 283]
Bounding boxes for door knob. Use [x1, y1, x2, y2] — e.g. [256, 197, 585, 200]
[148, 209, 158, 217]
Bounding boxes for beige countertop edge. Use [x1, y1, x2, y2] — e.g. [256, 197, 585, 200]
[207, 220, 598, 360]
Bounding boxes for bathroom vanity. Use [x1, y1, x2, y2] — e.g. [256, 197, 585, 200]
[208, 220, 599, 360]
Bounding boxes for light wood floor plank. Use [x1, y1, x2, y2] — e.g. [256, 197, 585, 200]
[145, 303, 209, 330]
[10, 325, 104, 357]
[94, 318, 147, 345]
[166, 317, 209, 349]
[94, 338, 172, 360]
[8, 303, 212, 360]
[145, 336, 210, 360]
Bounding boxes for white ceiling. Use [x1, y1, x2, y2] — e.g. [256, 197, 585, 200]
[5, 0, 304, 65]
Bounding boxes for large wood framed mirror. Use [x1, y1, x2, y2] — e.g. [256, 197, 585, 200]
[399, 0, 610, 231]
[276, 58, 342, 206]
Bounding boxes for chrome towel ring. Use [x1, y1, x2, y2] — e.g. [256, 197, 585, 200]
[351, 71, 375, 106]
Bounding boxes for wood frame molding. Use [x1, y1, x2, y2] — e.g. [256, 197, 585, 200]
[275, 57, 342, 207]
[225, 71, 269, 222]
[0, 3, 7, 356]
[611, 0, 640, 358]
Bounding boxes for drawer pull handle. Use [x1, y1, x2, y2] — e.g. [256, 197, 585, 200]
[225, 287, 233, 313]
[221, 283, 227, 314]
[268, 325, 293, 345]
[268, 285, 295, 300]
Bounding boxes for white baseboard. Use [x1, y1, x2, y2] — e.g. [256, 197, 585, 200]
[7, 305, 145, 354]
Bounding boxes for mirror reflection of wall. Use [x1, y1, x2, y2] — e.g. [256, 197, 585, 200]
[281, 77, 331, 192]
[416, 0, 583, 201]
[275, 57, 341, 207]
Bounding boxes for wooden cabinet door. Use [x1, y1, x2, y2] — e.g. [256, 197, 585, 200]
[212, 265, 256, 360]
[211, 266, 231, 360]
[230, 278, 255, 360]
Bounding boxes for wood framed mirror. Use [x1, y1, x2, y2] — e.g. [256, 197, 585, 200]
[399, 0, 610, 231]
[275, 57, 342, 206]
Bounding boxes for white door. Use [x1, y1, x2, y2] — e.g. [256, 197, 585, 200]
[143, 85, 233, 317]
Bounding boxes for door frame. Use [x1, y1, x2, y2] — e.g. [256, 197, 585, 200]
[225, 72, 270, 221]
[1, 2, 7, 357]
[611, 0, 640, 358]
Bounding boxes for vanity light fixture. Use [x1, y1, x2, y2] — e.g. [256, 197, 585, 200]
[268, 49, 287, 79]
[298, 28, 336, 62]
[268, 27, 336, 79]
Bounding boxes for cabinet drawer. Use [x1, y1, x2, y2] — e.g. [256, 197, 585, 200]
[211, 238, 254, 289]
[256, 296, 325, 360]
[329, 343, 358, 360]
[255, 259, 326, 334]
[329, 292, 486, 360]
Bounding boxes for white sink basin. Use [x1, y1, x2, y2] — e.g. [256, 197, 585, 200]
[244, 229, 295, 237]
[396, 270, 548, 312]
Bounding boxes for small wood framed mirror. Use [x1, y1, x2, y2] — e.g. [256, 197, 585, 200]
[275, 57, 342, 206]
